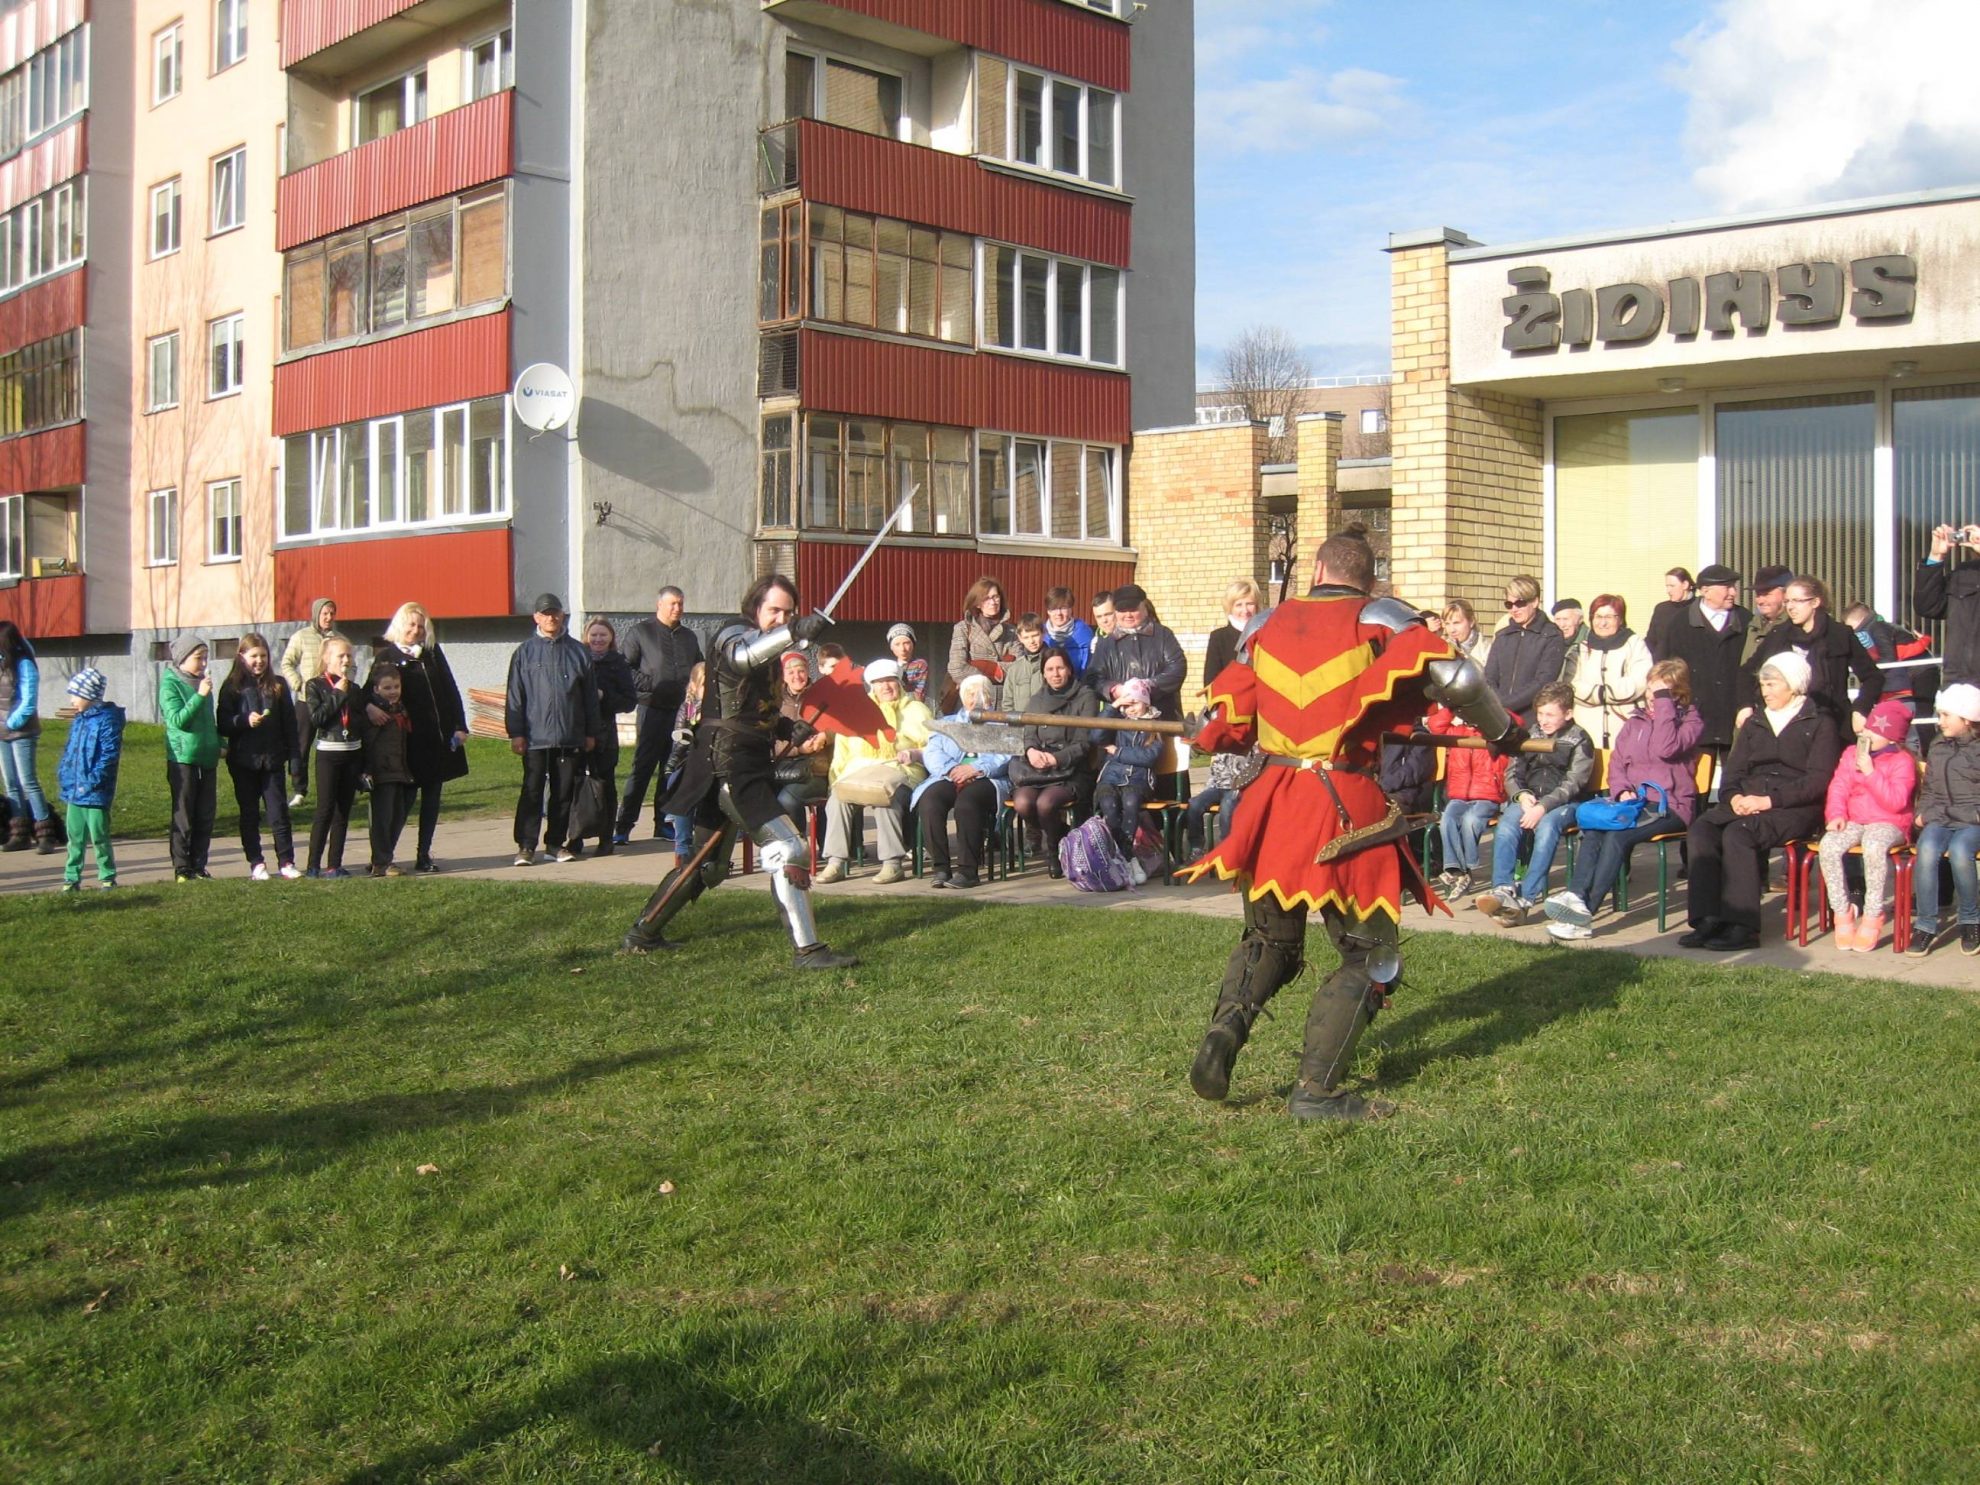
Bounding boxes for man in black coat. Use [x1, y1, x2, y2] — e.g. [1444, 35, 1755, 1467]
[1085, 583, 1186, 720]
[615, 585, 703, 842]
[1916, 522, 1980, 687]
[1655, 563, 1750, 751]
[1482, 576, 1567, 720]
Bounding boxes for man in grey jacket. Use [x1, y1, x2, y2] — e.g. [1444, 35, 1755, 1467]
[505, 593, 602, 865]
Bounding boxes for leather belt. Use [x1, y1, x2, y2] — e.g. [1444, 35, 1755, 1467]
[1261, 755, 1375, 778]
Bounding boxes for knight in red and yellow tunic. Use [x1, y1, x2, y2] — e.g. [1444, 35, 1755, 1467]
[1182, 549, 1491, 1124]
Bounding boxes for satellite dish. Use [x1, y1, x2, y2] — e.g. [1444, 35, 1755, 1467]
[512, 362, 576, 433]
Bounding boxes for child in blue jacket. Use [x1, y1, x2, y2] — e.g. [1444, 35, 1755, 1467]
[55, 668, 123, 890]
[1093, 676, 1164, 858]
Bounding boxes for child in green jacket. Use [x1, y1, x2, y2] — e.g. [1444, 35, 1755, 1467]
[159, 634, 222, 881]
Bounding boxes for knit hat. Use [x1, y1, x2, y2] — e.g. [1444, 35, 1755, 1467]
[886, 623, 916, 645]
[863, 658, 901, 686]
[1936, 682, 1980, 724]
[1116, 677, 1154, 708]
[170, 633, 207, 666]
[66, 667, 106, 703]
[1861, 699, 1911, 744]
[1757, 650, 1811, 695]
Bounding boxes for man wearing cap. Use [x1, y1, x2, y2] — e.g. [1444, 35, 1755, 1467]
[504, 594, 602, 866]
[1086, 584, 1186, 721]
[616, 585, 702, 845]
[1739, 564, 1794, 669]
[1654, 563, 1750, 751]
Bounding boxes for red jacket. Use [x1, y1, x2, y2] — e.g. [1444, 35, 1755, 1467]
[1426, 705, 1509, 803]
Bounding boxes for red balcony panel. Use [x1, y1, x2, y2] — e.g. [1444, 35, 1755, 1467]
[0, 269, 82, 358]
[276, 525, 513, 622]
[0, 422, 83, 492]
[798, 121, 1129, 268]
[280, 0, 424, 68]
[277, 92, 512, 250]
[0, 0, 84, 75]
[801, 329, 1130, 446]
[0, 119, 83, 216]
[819, 0, 1128, 90]
[795, 538, 1131, 625]
[0, 572, 83, 637]
[274, 313, 510, 436]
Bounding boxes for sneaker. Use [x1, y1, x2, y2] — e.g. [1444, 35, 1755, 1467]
[1494, 897, 1533, 927]
[1546, 920, 1592, 941]
[413, 859, 438, 874]
[174, 873, 193, 884]
[383, 864, 405, 878]
[815, 859, 849, 884]
[1903, 927, 1936, 957]
[1433, 869, 1471, 898]
[513, 850, 535, 867]
[949, 869, 980, 890]
[287, 791, 306, 808]
[873, 859, 907, 884]
[612, 831, 631, 846]
[250, 862, 271, 882]
[1963, 924, 1980, 957]
[194, 870, 214, 880]
[325, 867, 353, 880]
[59, 881, 78, 894]
[278, 863, 303, 880]
[553, 848, 577, 864]
[1128, 859, 1149, 886]
[1474, 887, 1512, 916]
[1543, 890, 1592, 928]
[928, 870, 951, 889]
[99, 879, 116, 890]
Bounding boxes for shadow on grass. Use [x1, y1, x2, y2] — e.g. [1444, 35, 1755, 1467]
[1372, 936, 1646, 1089]
[0, 1048, 681, 1217]
[347, 1318, 959, 1484]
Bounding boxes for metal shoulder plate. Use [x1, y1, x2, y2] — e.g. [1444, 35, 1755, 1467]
[1232, 609, 1272, 664]
[1359, 596, 1423, 633]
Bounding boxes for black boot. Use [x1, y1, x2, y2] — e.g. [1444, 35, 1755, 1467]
[794, 941, 859, 970]
[1285, 917, 1393, 1123]
[1189, 926, 1304, 1101]
[1, 817, 30, 852]
[619, 855, 711, 954]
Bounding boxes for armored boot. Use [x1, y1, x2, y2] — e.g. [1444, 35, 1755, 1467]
[1190, 898, 1305, 1101]
[620, 823, 732, 954]
[756, 813, 859, 970]
[1285, 908, 1397, 1123]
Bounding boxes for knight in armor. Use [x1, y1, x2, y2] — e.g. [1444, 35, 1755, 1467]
[620, 574, 858, 970]
[1178, 535, 1517, 1120]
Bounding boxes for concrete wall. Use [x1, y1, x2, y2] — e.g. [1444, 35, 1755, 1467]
[82, 8, 134, 644]
[571, 0, 766, 621]
[1122, 0, 1194, 433]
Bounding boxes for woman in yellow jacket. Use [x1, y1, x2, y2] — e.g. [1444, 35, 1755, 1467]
[816, 658, 934, 883]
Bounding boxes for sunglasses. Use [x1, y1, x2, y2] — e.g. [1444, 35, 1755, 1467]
[1504, 597, 1535, 609]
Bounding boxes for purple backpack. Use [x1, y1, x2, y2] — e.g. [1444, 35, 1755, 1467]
[1060, 815, 1136, 893]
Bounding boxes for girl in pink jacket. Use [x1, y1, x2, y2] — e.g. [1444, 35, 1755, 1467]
[1817, 700, 1919, 951]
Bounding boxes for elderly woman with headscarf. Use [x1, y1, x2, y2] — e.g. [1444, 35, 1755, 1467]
[912, 672, 1010, 890]
[815, 656, 934, 886]
[1679, 651, 1842, 953]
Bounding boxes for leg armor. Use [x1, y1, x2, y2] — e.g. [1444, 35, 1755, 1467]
[738, 790, 859, 970]
[621, 818, 736, 953]
[1189, 891, 1307, 1101]
[1286, 906, 1399, 1122]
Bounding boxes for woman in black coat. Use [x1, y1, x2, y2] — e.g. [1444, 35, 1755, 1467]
[367, 602, 470, 872]
[1681, 652, 1842, 952]
[1201, 577, 1263, 694]
[1742, 576, 1882, 730]
[1008, 648, 1100, 877]
[567, 616, 640, 857]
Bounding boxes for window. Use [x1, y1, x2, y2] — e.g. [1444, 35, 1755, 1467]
[1554, 408, 1700, 627]
[207, 313, 243, 398]
[785, 49, 902, 139]
[760, 413, 794, 528]
[149, 178, 182, 258]
[799, 416, 973, 535]
[147, 332, 180, 411]
[283, 186, 507, 351]
[1360, 407, 1388, 435]
[279, 396, 510, 539]
[214, 0, 248, 71]
[0, 495, 19, 578]
[0, 330, 79, 435]
[465, 29, 513, 101]
[989, 61, 1120, 188]
[977, 432, 1118, 543]
[805, 206, 972, 344]
[0, 28, 88, 157]
[210, 146, 246, 234]
[758, 202, 803, 324]
[208, 478, 242, 561]
[1896, 383, 1980, 639]
[153, 23, 183, 104]
[982, 247, 1122, 366]
[148, 488, 179, 565]
[356, 69, 428, 145]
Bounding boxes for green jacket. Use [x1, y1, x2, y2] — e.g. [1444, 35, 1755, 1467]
[158, 666, 222, 767]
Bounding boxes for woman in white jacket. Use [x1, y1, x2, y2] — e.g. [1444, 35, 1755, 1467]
[1566, 593, 1652, 749]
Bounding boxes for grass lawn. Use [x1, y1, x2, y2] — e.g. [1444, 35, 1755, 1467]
[2, 885, 1974, 1482]
[27, 719, 522, 840]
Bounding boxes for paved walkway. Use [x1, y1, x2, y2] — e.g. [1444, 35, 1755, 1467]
[4, 811, 1973, 989]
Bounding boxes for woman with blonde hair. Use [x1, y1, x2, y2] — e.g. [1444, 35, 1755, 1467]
[366, 600, 470, 872]
[1202, 577, 1263, 690]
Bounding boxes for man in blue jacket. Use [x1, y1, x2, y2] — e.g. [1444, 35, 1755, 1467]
[505, 594, 602, 865]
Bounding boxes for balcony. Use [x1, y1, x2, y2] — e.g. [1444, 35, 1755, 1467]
[0, 569, 82, 637]
[278, 90, 512, 250]
[763, 0, 1129, 90]
[762, 119, 1130, 268]
[283, 0, 499, 71]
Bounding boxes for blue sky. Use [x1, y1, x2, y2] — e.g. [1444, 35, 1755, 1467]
[1192, 0, 1980, 384]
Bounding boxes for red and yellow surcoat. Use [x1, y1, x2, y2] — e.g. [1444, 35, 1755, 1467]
[1177, 594, 1454, 920]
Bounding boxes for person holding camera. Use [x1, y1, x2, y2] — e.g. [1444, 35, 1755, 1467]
[1916, 523, 1980, 688]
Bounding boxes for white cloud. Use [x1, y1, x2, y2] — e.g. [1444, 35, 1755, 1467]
[1198, 65, 1406, 154]
[1676, 0, 1980, 212]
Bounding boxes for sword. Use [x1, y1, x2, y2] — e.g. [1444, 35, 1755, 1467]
[930, 712, 1568, 756]
[815, 484, 917, 623]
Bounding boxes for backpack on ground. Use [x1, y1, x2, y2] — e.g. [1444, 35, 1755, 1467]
[1060, 814, 1135, 893]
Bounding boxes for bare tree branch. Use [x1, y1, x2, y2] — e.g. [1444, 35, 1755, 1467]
[1217, 325, 1309, 462]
